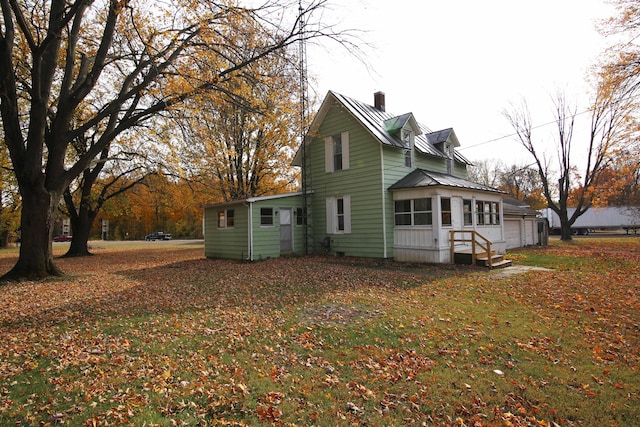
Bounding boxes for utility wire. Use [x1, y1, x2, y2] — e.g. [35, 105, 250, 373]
[459, 90, 640, 151]
[459, 108, 592, 151]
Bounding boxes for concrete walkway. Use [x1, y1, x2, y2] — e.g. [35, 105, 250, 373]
[488, 265, 554, 278]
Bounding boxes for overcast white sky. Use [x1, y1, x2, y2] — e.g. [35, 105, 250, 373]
[305, 0, 614, 166]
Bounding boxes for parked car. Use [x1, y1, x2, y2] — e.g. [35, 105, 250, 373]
[145, 232, 172, 241]
[53, 235, 73, 242]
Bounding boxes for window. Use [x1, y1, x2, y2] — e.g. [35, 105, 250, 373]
[337, 198, 345, 231]
[463, 199, 472, 226]
[394, 200, 412, 226]
[441, 197, 452, 226]
[446, 143, 454, 174]
[414, 198, 432, 225]
[217, 209, 234, 228]
[325, 132, 349, 172]
[404, 149, 412, 168]
[403, 129, 414, 168]
[394, 198, 432, 226]
[295, 207, 306, 226]
[491, 202, 500, 225]
[484, 202, 491, 225]
[326, 195, 351, 234]
[334, 136, 343, 171]
[476, 201, 484, 225]
[260, 208, 274, 226]
[476, 201, 500, 225]
[476, 201, 486, 225]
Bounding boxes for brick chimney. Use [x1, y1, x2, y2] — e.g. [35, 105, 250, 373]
[374, 91, 385, 112]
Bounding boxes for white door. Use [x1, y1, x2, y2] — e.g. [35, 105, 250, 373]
[279, 208, 292, 252]
[451, 197, 463, 230]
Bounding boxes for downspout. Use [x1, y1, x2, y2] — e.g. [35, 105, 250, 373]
[380, 144, 387, 258]
[499, 200, 505, 243]
[245, 201, 253, 261]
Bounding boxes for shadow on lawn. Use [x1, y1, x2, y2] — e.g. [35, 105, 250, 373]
[0, 252, 475, 330]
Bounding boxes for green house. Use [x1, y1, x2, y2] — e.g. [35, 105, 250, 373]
[205, 91, 507, 263]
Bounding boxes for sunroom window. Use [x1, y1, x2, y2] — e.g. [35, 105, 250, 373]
[394, 198, 432, 226]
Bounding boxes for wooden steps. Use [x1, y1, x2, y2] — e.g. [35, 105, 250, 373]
[454, 248, 513, 269]
[449, 230, 511, 269]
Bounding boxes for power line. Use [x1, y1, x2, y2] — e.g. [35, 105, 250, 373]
[459, 108, 593, 151]
[458, 89, 640, 152]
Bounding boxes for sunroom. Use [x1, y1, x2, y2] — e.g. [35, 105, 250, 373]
[389, 169, 506, 263]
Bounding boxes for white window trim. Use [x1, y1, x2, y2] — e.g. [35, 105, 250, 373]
[475, 200, 501, 226]
[326, 195, 351, 234]
[324, 132, 349, 173]
[394, 198, 433, 227]
[259, 207, 274, 227]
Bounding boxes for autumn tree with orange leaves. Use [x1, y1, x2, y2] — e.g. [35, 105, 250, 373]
[96, 173, 207, 239]
[174, 30, 303, 202]
[0, 0, 354, 281]
[593, 0, 640, 212]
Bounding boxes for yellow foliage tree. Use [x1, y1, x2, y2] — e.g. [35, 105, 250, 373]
[176, 19, 302, 202]
[0, 0, 348, 280]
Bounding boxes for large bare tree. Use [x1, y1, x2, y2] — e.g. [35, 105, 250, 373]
[0, 0, 348, 280]
[504, 88, 629, 240]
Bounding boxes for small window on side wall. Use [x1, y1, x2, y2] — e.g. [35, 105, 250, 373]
[260, 208, 274, 226]
[325, 132, 350, 173]
[295, 207, 306, 226]
[218, 209, 234, 228]
[326, 195, 351, 234]
[333, 135, 343, 171]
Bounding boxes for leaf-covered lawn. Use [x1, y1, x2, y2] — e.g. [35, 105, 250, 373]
[0, 238, 638, 426]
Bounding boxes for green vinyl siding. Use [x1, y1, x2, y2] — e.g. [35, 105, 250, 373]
[380, 144, 413, 254]
[204, 194, 304, 261]
[250, 195, 305, 260]
[415, 155, 449, 174]
[204, 203, 249, 260]
[306, 104, 386, 258]
[453, 160, 469, 179]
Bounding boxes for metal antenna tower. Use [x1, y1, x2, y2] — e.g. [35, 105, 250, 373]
[298, 0, 312, 254]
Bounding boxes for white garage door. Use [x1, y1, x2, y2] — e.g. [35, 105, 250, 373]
[504, 219, 522, 249]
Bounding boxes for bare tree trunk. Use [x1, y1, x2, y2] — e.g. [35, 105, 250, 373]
[64, 196, 96, 258]
[560, 216, 574, 240]
[2, 186, 63, 281]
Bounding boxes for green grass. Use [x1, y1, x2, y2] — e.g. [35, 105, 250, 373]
[0, 238, 638, 425]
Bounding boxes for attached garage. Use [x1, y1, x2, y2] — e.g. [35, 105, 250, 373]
[502, 198, 544, 249]
[504, 218, 523, 249]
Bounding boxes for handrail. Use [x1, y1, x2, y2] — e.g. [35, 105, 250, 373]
[449, 230, 493, 267]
